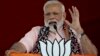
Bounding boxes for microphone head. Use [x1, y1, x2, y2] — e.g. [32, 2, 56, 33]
[53, 24, 57, 30]
[46, 26, 49, 31]
[49, 21, 57, 30]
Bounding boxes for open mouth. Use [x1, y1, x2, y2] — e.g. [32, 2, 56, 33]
[49, 21, 57, 26]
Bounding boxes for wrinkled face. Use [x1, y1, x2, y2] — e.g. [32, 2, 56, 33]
[44, 4, 66, 30]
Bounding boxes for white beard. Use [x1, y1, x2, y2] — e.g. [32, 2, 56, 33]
[44, 18, 64, 33]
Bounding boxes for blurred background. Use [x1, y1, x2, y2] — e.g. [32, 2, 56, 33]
[1, 0, 100, 56]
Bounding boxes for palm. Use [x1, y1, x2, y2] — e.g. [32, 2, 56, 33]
[65, 6, 83, 33]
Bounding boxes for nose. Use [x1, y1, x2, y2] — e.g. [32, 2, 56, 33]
[49, 13, 55, 20]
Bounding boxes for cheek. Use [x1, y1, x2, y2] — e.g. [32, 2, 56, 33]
[56, 16, 63, 21]
[44, 18, 49, 23]
[44, 16, 48, 20]
[44, 16, 50, 21]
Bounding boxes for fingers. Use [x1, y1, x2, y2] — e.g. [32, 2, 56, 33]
[5, 50, 10, 56]
[68, 8, 73, 17]
[5, 50, 16, 56]
[75, 7, 79, 17]
[64, 20, 72, 27]
[68, 6, 75, 15]
[69, 6, 80, 23]
[72, 6, 75, 13]
[68, 6, 79, 17]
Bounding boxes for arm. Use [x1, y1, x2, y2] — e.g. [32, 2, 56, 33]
[5, 42, 27, 56]
[5, 26, 40, 56]
[80, 31, 98, 55]
[65, 6, 98, 55]
[10, 42, 27, 52]
[74, 27, 98, 55]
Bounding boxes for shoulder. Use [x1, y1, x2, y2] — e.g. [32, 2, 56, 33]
[23, 26, 43, 37]
[30, 26, 43, 32]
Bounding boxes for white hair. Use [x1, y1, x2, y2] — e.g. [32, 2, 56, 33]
[43, 1, 65, 12]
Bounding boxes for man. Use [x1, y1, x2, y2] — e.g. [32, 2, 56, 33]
[5, 0, 98, 56]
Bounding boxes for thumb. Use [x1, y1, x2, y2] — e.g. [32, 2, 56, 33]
[64, 20, 73, 28]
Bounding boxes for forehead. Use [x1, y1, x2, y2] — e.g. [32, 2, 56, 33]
[44, 4, 62, 13]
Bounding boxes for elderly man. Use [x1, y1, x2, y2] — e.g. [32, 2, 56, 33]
[5, 0, 98, 56]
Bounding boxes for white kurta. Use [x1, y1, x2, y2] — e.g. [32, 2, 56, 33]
[19, 26, 78, 52]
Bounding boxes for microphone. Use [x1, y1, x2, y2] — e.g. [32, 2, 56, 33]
[53, 24, 63, 38]
[53, 24, 57, 31]
[46, 26, 49, 31]
[49, 21, 62, 38]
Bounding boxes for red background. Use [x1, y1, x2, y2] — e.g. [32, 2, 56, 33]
[1, 0, 100, 56]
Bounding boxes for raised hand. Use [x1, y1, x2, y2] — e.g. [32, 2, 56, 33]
[65, 6, 83, 34]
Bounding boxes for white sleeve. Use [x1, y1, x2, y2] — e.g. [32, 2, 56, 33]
[19, 26, 41, 52]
